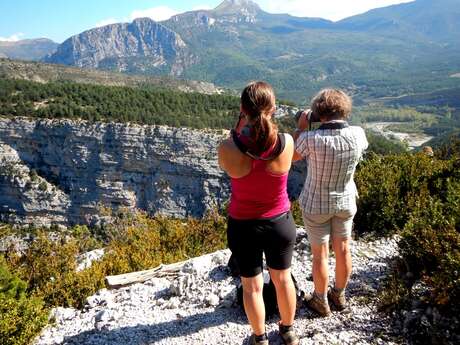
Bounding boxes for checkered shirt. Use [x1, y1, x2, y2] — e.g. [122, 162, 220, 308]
[295, 124, 368, 215]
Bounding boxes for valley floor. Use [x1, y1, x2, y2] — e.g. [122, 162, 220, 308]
[34, 229, 401, 345]
[363, 122, 433, 149]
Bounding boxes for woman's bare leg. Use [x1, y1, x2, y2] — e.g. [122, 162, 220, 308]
[241, 274, 266, 335]
[269, 267, 296, 326]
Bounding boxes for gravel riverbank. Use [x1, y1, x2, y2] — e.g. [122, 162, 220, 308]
[34, 229, 400, 345]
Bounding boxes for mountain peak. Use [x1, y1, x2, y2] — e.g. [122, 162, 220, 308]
[214, 0, 261, 15]
[132, 17, 157, 26]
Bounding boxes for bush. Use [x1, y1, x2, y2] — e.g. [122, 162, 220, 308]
[362, 147, 460, 343]
[354, 152, 452, 236]
[0, 296, 49, 345]
[0, 257, 48, 345]
[5, 209, 227, 309]
[7, 232, 106, 309]
[401, 209, 460, 312]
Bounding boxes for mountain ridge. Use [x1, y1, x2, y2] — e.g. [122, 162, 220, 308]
[0, 38, 58, 61]
[7, 0, 460, 102]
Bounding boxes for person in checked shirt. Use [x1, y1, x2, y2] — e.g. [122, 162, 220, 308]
[293, 89, 368, 316]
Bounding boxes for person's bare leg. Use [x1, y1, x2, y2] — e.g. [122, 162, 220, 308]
[269, 268, 296, 326]
[241, 274, 266, 336]
[332, 237, 351, 289]
[311, 243, 329, 294]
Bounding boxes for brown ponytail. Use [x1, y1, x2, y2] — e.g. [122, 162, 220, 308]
[241, 81, 278, 154]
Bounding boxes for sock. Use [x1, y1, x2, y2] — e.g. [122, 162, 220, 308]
[333, 286, 345, 295]
[314, 291, 327, 301]
[279, 324, 293, 333]
[254, 333, 268, 341]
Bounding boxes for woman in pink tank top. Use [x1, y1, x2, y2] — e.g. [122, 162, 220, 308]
[218, 82, 299, 345]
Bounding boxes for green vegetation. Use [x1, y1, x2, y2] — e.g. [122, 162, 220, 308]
[4, 209, 227, 310]
[0, 256, 49, 345]
[354, 142, 460, 343]
[1, 208, 227, 345]
[0, 78, 239, 129]
[352, 105, 437, 124]
[364, 131, 407, 155]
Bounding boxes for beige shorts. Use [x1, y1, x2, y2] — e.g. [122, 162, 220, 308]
[302, 209, 356, 245]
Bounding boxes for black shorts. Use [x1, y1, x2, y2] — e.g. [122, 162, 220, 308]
[227, 211, 297, 278]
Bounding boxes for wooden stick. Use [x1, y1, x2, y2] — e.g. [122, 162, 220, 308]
[105, 261, 185, 289]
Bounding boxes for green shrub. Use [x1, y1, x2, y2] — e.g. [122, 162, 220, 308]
[354, 152, 451, 236]
[8, 232, 106, 309]
[0, 296, 49, 345]
[367, 147, 460, 343]
[5, 209, 227, 310]
[0, 257, 48, 345]
[0, 258, 27, 299]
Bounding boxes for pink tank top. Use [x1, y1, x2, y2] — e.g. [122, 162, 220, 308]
[228, 143, 290, 220]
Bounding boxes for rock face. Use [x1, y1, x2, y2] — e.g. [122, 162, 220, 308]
[0, 118, 228, 226]
[0, 117, 307, 226]
[45, 18, 193, 76]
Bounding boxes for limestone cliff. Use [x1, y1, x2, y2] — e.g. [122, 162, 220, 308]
[0, 117, 306, 226]
[45, 18, 193, 76]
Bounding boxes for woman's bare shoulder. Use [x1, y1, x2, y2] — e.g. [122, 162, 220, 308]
[280, 133, 294, 153]
[218, 137, 251, 177]
[218, 137, 239, 155]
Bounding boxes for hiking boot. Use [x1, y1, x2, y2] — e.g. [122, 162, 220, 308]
[328, 288, 349, 312]
[304, 292, 331, 317]
[248, 333, 269, 345]
[279, 324, 300, 345]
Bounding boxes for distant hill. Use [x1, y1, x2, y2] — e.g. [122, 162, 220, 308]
[338, 0, 460, 44]
[0, 59, 222, 95]
[0, 38, 58, 61]
[36, 0, 460, 102]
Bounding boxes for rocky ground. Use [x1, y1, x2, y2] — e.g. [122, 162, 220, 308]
[34, 229, 401, 345]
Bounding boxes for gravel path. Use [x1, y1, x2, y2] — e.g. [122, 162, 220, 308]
[34, 229, 401, 345]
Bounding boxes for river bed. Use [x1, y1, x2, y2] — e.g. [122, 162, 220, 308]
[363, 122, 433, 149]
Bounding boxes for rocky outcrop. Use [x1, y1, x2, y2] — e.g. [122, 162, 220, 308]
[34, 232, 402, 345]
[0, 117, 306, 226]
[0, 118, 228, 226]
[45, 18, 193, 76]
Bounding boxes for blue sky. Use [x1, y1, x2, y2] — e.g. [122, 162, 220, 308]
[0, 0, 414, 43]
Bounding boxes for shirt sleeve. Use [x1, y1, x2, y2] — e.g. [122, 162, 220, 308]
[295, 131, 310, 158]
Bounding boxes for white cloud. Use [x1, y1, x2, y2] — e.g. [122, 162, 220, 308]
[129, 6, 179, 22]
[257, 0, 415, 21]
[95, 18, 119, 27]
[0, 32, 25, 42]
